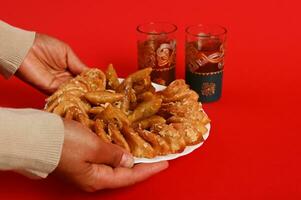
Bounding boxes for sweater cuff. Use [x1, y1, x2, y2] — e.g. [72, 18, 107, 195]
[0, 20, 35, 79]
[0, 108, 64, 178]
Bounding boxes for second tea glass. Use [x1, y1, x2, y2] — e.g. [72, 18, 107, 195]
[185, 24, 227, 102]
[137, 22, 177, 86]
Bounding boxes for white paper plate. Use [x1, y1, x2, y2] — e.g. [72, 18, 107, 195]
[119, 79, 211, 164]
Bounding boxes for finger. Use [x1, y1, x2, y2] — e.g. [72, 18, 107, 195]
[66, 47, 89, 75]
[89, 140, 134, 168]
[90, 161, 168, 190]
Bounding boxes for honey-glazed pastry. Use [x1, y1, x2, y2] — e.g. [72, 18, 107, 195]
[94, 119, 111, 143]
[136, 128, 170, 156]
[105, 64, 120, 90]
[88, 106, 105, 115]
[132, 115, 166, 129]
[122, 125, 156, 158]
[84, 91, 124, 105]
[152, 123, 186, 153]
[108, 123, 130, 152]
[95, 104, 129, 129]
[45, 65, 210, 158]
[128, 96, 162, 123]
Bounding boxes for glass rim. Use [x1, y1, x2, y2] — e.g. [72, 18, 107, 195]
[137, 22, 178, 35]
[185, 24, 227, 37]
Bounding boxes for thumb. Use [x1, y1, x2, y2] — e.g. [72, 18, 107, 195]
[87, 161, 169, 191]
[66, 47, 89, 75]
[89, 140, 134, 168]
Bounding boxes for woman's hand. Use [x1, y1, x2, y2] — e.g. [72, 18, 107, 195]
[56, 116, 168, 192]
[16, 33, 88, 94]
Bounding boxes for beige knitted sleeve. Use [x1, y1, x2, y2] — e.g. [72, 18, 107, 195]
[0, 108, 64, 178]
[0, 21, 65, 178]
[0, 20, 35, 78]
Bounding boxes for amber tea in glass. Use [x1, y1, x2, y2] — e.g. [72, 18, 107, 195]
[137, 22, 177, 86]
[185, 24, 227, 102]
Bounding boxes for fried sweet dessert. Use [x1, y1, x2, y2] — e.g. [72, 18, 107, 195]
[44, 64, 210, 158]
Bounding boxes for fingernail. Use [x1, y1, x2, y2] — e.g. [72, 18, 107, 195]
[120, 153, 134, 168]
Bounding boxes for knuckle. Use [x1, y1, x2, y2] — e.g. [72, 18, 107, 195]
[80, 182, 104, 192]
[63, 42, 70, 49]
[82, 185, 96, 192]
[91, 139, 103, 152]
[108, 144, 124, 165]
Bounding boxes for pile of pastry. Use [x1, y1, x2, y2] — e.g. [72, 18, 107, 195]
[45, 65, 210, 158]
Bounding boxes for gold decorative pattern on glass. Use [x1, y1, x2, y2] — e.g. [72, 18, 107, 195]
[201, 82, 216, 96]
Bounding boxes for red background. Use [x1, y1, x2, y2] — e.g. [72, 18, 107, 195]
[1, 0, 301, 199]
